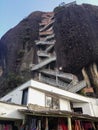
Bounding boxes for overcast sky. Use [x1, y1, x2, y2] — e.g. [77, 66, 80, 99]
[0, 0, 98, 38]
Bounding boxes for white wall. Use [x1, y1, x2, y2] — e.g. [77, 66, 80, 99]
[0, 102, 26, 120]
[1, 79, 98, 118]
[28, 88, 72, 111]
[28, 88, 45, 106]
[92, 105, 98, 116]
[88, 99, 98, 117]
[30, 80, 90, 102]
[0, 79, 91, 105]
[60, 99, 71, 111]
[0, 89, 23, 105]
[73, 102, 95, 116]
[96, 99, 98, 105]
[0, 80, 32, 105]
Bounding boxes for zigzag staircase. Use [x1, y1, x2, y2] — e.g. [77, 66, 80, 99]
[31, 12, 86, 93]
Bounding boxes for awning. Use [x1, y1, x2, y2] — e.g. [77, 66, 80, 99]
[18, 108, 98, 122]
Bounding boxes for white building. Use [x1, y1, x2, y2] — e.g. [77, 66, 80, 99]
[0, 79, 98, 129]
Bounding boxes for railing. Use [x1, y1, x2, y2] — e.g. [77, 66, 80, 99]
[45, 34, 55, 41]
[59, 1, 76, 7]
[45, 45, 54, 52]
[68, 80, 86, 92]
[37, 51, 50, 57]
[40, 69, 78, 82]
[31, 56, 56, 71]
[36, 41, 55, 45]
[65, 1, 76, 7]
[39, 21, 54, 32]
[37, 51, 56, 57]
[39, 19, 54, 26]
[40, 75, 68, 90]
[40, 75, 86, 93]
[39, 69, 86, 93]
[39, 30, 53, 36]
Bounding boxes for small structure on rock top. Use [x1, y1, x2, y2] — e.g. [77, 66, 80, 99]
[59, 1, 76, 7]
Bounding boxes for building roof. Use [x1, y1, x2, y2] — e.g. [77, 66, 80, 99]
[1, 79, 97, 103]
[28, 80, 97, 103]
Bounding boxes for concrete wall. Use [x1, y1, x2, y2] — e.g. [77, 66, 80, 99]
[0, 102, 26, 120]
[73, 102, 97, 117]
[1, 79, 98, 118]
[0, 80, 31, 105]
[28, 88, 45, 106]
[0, 84, 72, 111]
[60, 99, 71, 111]
[73, 103, 93, 115]
[92, 105, 98, 116]
[0, 89, 23, 105]
[89, 98, 98, 117]
[28, 88, 71, 110]
[0, 79, 90, 104]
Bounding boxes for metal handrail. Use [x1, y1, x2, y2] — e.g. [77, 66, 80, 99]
[40, 75, 68, 90]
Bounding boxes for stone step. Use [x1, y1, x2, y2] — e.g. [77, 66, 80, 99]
[35, 41, 55, 46]
[67, 80, 86, 93]
[31, 56, 56, 71]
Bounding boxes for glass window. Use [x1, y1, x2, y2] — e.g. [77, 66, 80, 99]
[73, 107, 83, 114]
[45, 95, 59, 109]
[46, 96, 52, 108]
[52, 97, 59, 109]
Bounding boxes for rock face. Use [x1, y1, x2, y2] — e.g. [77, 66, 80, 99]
[0, 4, 98, 96]
[0, 40, 7, 72]
[0, 11, 43, 74]
[54, 4, 98, 76]
[0, 11, 43, 96]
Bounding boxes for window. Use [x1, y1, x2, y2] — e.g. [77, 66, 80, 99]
[22, 88, 28, 105]
[52, 97, 59, 109]
[46, 96, 52, 108]
[45, 95, 59, 109]
[73, 107, 83, 114]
